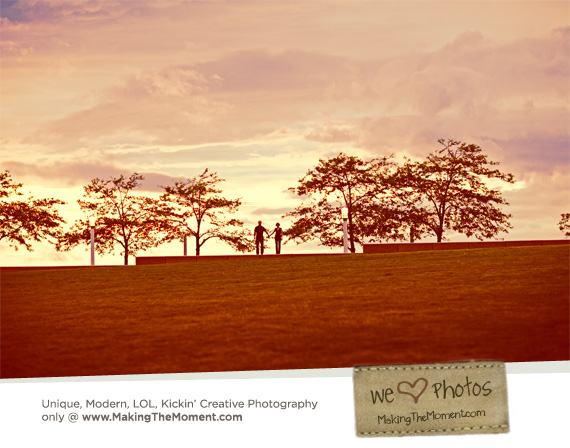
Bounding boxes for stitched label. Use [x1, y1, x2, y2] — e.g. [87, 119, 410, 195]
[353, 361, 509, 437]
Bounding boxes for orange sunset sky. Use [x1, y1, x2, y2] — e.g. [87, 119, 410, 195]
[1, 0, 569, 266]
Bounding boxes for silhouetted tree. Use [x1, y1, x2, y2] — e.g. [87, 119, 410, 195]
[58, 173, 161, 265]
[0, 170, 66, 251]
[284, 153, 400, 252]
[394, 139, 515, 242]
[558, 213, 570, 238]
[157, 169, 253, 255]
[389, 201, 433, 243]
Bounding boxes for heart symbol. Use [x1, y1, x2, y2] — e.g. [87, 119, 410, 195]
[397, 378, 428, 403]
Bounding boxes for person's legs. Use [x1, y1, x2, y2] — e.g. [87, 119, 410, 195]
[276, 239, 281, 254]
[256, 239, 260, 255]
[260, 238, 264, 255]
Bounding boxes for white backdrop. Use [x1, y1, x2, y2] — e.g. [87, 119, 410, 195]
[1, 362, 568, 447]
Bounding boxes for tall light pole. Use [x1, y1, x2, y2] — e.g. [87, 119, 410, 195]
[89, 217, 95, 266]
[341, 207, 348, 254]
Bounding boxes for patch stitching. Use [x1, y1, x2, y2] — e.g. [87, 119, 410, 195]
[359, 424, 509, 436]
[355, 364, 502, 372]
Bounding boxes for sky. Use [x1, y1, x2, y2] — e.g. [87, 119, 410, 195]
[1, 0, 569, 266]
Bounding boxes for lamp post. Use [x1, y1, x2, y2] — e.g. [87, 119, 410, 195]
[341, 207, 348, 254]
[89, 217, 95, 266]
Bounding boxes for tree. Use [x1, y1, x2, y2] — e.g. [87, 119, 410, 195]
[394, 139, 515, 243]
[389, 200, 433, 243]
[0, 170, 66, 251]
[58, 173, 161, 265]
[558, 213, 570, 238]
[284, 153, 400, 253]
[156, 169, 253, 255]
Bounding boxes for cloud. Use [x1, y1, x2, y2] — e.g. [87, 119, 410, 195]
[3, 159, 120, 187]
[1, 0, 121, 23]
[505, 170, 570, 239]
[27, 49, 371, 148]
[115, 144, 284, 168]
[38, 89, 232, 148]
[109, 68, 220, 99]
[194, 49, 355, 93]
[8, 11, 567, 171]
[350, 27, 569, 174]
[371, 27, 569, 114]
[490, 134, 570, 174]
[0, 37, 34, 55]
[250, 207, 292, 216]
[2, 159, 180, 192]
[305, 123, 358, 143]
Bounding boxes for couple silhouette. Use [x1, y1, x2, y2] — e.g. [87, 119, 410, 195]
[253, 221, 282, 255]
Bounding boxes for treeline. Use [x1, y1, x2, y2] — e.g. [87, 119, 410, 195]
[1, 169, 250, 265]
[1, 139, 568, 264]
[286, 138, 517, 253]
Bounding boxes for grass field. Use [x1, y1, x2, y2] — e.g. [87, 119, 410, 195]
[1, 245, 569, 378]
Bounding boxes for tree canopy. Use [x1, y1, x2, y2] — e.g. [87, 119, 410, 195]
[284, 153, 400, 252]
[394, 139, 515, 242]
[57, 173, 162, 265]
[156, 169, 253, 255]
[558, 213, 570, 238]
[0, 170, 66, 251]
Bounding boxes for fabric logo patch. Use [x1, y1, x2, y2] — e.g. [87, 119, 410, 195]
[353, 361, 509, 437]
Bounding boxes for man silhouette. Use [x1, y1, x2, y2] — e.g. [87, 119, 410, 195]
[253, 221, 269, 255]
